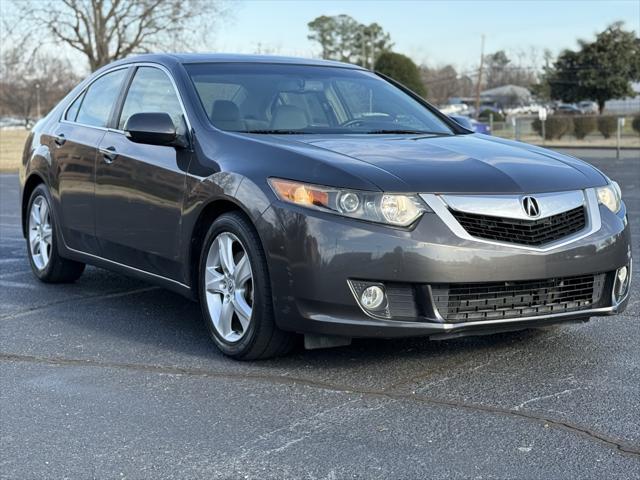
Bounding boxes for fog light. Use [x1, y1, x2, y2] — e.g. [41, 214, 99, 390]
[348, 280, 390, 318]
[613, 263, 631, 303]
[361, 286, 385, 310]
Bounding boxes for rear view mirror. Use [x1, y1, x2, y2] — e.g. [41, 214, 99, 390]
[124, 112, 178, 146]
[277, 78, 324, 92]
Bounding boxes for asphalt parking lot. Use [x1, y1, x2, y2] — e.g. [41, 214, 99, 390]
[0, 148, 638, 479]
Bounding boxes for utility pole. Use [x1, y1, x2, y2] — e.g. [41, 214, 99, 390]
[474, 34, 485, 119]
[361, 27, 367, 68]
[370, 42, 375, 70]
[35, 84, 41, 119]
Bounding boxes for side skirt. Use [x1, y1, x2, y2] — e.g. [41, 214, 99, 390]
[60, 245, 196, 301]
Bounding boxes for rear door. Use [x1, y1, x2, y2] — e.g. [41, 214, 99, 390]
[95, 66, 191, 281]
[52, 67, 129, 253]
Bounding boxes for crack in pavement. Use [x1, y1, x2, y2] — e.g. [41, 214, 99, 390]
[380, 329, 570, 394]
[1, 352, 638, 457]
[0, 286, 160, 320]
[514, 388, 583, 411]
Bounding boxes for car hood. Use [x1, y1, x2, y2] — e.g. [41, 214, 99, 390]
[280, 133, 607, 194]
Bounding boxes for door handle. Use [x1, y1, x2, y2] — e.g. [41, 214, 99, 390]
[99, 146, 118, 163]
[54, 133, 66, 146]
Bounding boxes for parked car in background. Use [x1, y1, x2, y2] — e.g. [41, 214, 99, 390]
[578, 101, 599, 114]
[554, 104, 583, 115]
[504, 103, 544, 116]
[19, 54, 632, 359]
[0, 116, 31, 128]
[439, 102, 474, 117]
[450, 115, 491, 134]
[477, 103, 504, 118]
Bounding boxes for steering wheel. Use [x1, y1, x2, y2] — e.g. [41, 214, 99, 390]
[339, 118, 368, 128]
[340, 114, 398, 129]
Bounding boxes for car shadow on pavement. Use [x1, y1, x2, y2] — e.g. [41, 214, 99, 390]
[42, 269, 557, 370]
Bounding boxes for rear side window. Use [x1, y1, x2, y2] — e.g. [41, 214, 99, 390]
[75, 68, 127, 128]
[65, 92, 84, 121]
[118, 67, 185, 132]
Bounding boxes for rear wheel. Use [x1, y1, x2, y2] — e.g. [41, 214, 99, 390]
[198, 212, 295, 360]
[26, 185, 85, 283]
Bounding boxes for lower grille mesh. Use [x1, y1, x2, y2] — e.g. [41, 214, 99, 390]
[431, 274, 606, 323]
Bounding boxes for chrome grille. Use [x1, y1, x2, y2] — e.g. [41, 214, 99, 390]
[450, 206, 586, 246]
[431, 274, 606, 323]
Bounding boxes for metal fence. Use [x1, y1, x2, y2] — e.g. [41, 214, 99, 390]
[490, 115, 638, 142]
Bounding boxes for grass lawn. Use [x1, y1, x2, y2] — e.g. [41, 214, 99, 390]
[0, 129, 29, 173]
[0, 126, 637, 175]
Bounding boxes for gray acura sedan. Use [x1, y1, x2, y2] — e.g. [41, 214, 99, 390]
[19, 54, 632, 359]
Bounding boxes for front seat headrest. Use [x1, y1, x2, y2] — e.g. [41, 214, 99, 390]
[270, 105, 309, 131]
[211, 100, 244, 131]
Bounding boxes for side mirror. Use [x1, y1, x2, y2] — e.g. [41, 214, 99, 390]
[448, 115, 473, 131]
[124, 112, 178, 146]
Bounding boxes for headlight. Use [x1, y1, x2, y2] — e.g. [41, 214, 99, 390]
[597, 181, 622, 213]
[268, 178, 429, 227]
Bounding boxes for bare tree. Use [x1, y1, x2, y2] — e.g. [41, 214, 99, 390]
[16, 0, 228, 71]
[483, 50, 538, 90]
[0, 45, 80, 124]
[421, 65, 461, 104]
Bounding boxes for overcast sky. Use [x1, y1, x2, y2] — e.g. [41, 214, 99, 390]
[215, 0, 639, 70]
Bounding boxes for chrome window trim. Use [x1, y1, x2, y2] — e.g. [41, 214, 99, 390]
[60, 62, 193, 134]
[420, 188, 602, 252]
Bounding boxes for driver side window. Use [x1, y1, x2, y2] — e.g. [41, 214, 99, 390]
[118, 67, 185, 133]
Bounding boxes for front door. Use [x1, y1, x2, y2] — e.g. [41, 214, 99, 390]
[95, 66, 190, 281]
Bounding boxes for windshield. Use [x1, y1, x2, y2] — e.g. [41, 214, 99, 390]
[185, 63, 455, 135]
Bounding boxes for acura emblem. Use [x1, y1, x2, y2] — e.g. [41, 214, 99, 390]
[522, 196, 540, 218]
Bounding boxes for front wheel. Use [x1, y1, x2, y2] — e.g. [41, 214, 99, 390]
[198, 212, 296, 360]
[26, 184, 85, 283]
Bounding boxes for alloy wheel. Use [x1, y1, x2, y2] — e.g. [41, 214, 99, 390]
[204, 232, 254, 343]
[28, 195, 53, 270]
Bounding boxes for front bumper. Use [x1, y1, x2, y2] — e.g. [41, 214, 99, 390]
[258, 198, 632, 339]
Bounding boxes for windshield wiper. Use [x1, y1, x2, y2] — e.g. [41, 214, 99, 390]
[243, 129, 310, 134]
[363, 129, 451, 135]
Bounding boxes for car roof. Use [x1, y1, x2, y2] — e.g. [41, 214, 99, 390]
[108, 53, 364, 70]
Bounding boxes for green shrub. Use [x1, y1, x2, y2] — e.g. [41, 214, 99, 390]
[597, 116, 617, 138]
[532, 118, 542, 137]
[374, 52, 426, 97]
[532, 116, 572, 140]
[573, 116, 597, 139]
[632, 114, 640, 136]
[479, 109, 504, 121]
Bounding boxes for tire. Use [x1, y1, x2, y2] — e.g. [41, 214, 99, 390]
[26, 184, 85, 283]
[198, 212, 296, 360]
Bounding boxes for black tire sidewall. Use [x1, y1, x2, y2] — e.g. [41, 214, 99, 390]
[198, 213, 271, 357]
